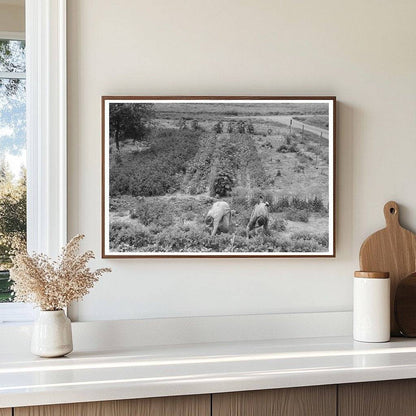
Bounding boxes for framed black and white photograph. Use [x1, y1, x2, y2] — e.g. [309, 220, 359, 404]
[102, 96, 336, 257]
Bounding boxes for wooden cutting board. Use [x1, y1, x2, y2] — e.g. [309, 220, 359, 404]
[359, 201, 416, 335]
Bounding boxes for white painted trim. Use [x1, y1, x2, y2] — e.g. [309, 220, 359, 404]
[26, 0, 67, 257]
[0, 71, 25, 79]
[0, 0, 67, 324]
[0, 303, 35, 323]
[0, 31, 25, 40]
[75, 311, 353, 349]
[0, 311, 353, 352]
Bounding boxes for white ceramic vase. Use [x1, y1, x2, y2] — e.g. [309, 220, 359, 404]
[31, 310, 73, 358]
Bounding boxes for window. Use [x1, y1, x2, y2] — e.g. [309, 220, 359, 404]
[0, 1, 67, 324]
[0, 34, 26, 306]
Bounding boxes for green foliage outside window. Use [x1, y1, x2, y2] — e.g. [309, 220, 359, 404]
[0, 39, 27, 302]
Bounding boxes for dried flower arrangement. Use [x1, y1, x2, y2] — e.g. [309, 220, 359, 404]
[10, 234, 111, 311]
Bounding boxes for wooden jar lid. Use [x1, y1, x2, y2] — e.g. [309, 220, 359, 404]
[354, 271, 390, 279]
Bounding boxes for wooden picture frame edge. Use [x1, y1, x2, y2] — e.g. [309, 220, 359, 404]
[101, 96, 336, 259]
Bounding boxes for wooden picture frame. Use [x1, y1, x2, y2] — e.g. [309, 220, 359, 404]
[102, 96, 336, 258]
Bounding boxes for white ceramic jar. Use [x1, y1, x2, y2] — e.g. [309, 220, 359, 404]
[31, 310, 73, 357]
[353, 271, 390, 343]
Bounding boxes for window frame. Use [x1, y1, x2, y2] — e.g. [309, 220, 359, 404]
[0, 31, 24, 41]
[0, 0, 67, 323]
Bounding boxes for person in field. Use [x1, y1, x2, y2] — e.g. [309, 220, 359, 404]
[206, 201, 232, 236]
[247, 196, 270, 238]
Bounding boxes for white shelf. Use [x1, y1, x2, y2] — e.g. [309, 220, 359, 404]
[2, 335, 416, 408]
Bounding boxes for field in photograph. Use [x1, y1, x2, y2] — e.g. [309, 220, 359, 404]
[108, 102, 331, 253]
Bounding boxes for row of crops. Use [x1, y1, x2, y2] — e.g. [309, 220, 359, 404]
[183, 133, 266, 197]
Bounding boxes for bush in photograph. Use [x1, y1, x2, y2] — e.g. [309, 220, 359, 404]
[277, 144, 298, 153]
[316, 232, 329, 248]
[270, 195, 290, 213]
[147, 223, 164, 235]
[274, 238, 294, 252]
[191, 119, 200, 131]
[292, 231, 314, 241]
[291, 239, 321, 252]
[308, 195, 327, 213]
[285, 208, 309, 223]
[130, 199, 174, 227]
[246, 122, 255, 134]
[129, 170, 179, 197]
[152, 225, 235, 253]
[248, 235, 292, 253]
[290, 231, 329, 251]
[270, 219, 287, 232]
[236, 121, 245, 134]
[110, 128, 201, 197]
[213, 121, 223, 133]
[110, 197, 132, 212]
[109, 221, 153, 250]
[291, 196, 309, 211]
[212, 173, 234, 197]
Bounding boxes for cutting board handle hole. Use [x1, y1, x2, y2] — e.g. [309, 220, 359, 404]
[390, 207, 396, 214]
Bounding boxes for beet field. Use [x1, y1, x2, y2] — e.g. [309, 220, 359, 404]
[107, 101, 332, 254]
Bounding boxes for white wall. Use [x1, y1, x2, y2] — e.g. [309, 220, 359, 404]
[67, 0, 416, 322]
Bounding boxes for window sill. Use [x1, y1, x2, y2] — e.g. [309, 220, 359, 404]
[0, 303, 35, 324]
